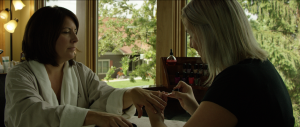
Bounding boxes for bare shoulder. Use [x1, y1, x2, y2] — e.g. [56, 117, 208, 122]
[184, 101, 238, 127]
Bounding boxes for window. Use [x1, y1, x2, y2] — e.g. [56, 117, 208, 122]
[97, 60, 110, 74]
[186, 33, 200, 57]
[97, 0, 157, 88]
[45, 0, 76, 15]
[76, 0, 186, 87]
[186, 0, 200, 57]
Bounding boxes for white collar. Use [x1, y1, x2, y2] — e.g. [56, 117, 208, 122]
[28, 60, 78, 106]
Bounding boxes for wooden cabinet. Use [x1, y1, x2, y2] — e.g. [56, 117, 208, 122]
[161, 57, 209, 90]
[139, 57, 211, 119]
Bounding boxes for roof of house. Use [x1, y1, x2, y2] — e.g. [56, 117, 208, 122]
[119, 42, 151, 55]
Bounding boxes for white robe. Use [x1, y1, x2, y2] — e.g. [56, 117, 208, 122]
[4, 60, 136, 127]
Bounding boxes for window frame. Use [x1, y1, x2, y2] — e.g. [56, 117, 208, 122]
[75, 0, 186, 87]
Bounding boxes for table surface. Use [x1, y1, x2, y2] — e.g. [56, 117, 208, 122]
[83, 116, 186, 127]
[128, 116, 186, 127]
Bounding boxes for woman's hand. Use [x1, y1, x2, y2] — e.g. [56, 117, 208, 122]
[168, 81, 199, 115]
[84, 111, 133, 127]
[145, 91, 167, 127]
[130, 87, 167, 118]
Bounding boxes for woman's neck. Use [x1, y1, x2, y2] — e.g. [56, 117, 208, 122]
[44, 62, 65, 76]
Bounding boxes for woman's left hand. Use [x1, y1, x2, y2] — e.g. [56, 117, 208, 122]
[145, 91, 168, 127]
[130, 87, 167, 118]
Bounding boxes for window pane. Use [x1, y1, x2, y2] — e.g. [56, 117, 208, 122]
[186, 0, 199, 57]
[97, 0, 157, 88]
[186, 33, 200, 57]
[102, 61, 109, 73]
[98, 61, 102, 73]
[45, 0, 77, 15]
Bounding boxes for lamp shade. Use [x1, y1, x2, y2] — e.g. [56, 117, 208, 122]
[0, 10, 8, 19]
[4, 19, 18, 33]
[12, 0, 25, 11]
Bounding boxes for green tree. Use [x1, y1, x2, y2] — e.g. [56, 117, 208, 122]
[120, 56, 131, 76]
[187, 34, 200, 57]
[237, 0, 300, 126]
[98, 0, 157, 83]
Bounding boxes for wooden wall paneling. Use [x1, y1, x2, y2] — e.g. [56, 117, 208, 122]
[173, 0, 186, 57]
[156, 0, 186, 86]
[34, 0, 44, 12]
[85, 0, 97, 72]
[0, 0, 5, 59]
[30, 0, 34, 17]
[156, 0, 173, 86]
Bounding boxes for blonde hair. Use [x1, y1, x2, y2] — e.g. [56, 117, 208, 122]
[182, 0, 268, 86]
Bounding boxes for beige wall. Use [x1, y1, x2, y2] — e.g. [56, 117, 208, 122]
[4, 0, 31, 61]
[0, 0, 6, 59]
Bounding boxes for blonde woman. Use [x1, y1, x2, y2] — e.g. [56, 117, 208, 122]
[145, 0, 295, 127]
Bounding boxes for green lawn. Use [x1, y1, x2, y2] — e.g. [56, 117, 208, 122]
[106, 79, 155, 88]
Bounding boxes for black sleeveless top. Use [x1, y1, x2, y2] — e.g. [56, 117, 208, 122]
[202, 59, 294, 127]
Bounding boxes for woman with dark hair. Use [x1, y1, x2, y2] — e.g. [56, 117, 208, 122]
[145, 0, 294, 127]
[4, 6, 167, 127]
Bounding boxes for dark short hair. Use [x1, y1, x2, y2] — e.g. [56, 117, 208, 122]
[22, 6, 79, 66]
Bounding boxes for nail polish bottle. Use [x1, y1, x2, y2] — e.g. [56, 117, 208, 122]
[187, 63, 192, 73]
[188, 72, 195, 85]
[199, 64, 203, 76]
[194, 73, 201, 86]
[182, 63, 187, 73]
[193, 64, 198, 73]
[203, 64, 209, 76]
[182, 72, 188, 83]
[175, 72, 181, 85]
[166, 49, 177, 66]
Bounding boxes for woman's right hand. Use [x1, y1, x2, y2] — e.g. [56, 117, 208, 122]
[84, 111, 133, 127]
[167, 81, 199, 115]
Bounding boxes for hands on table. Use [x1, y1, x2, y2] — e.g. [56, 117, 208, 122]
[145, 81, 200, 127]
[129, 87, 168, 118]
[168, 81, 199, 115]
[83, 83, 198, 127]
[145, 91, 168, 127]
[83, 87, 168, 127]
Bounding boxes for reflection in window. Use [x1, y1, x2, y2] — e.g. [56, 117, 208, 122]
[97, 0, 157, 87]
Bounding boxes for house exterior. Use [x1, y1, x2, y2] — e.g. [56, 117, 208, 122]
[97, 48, 149, 80]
